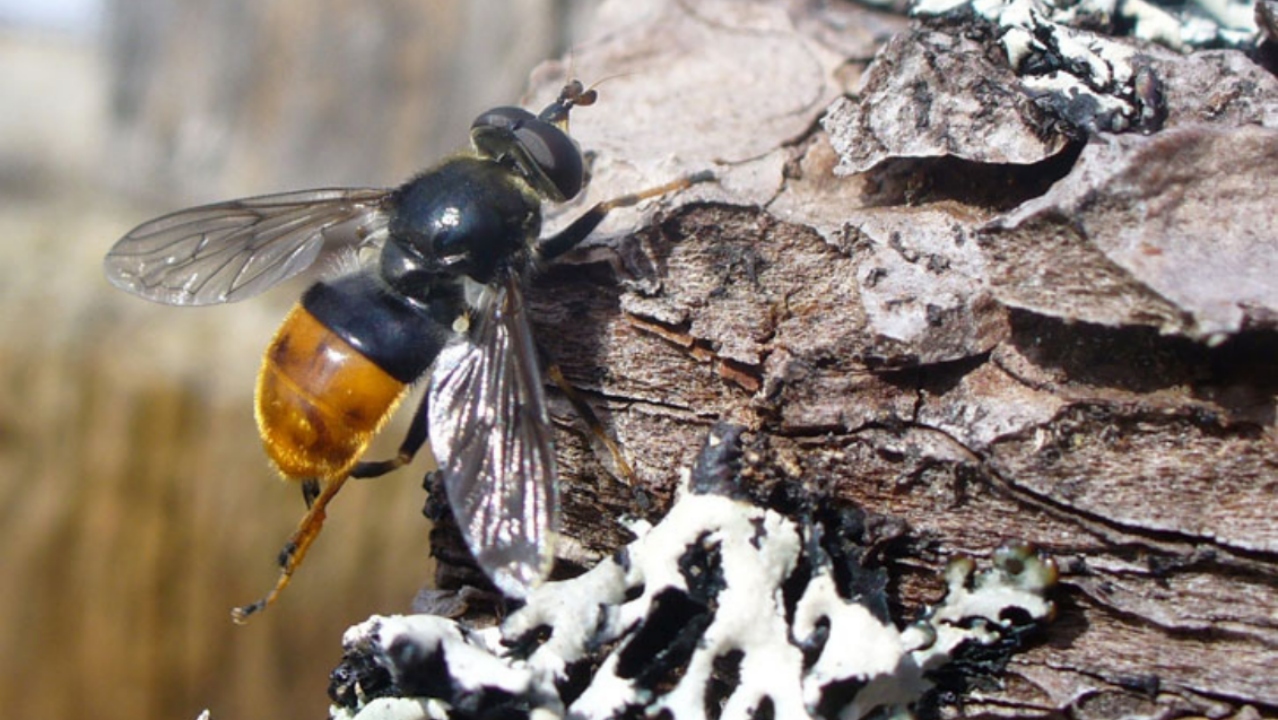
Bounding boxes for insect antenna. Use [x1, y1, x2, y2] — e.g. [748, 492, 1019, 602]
[537, 72, 631, 128]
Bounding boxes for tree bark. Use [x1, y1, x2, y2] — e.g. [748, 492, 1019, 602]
[486, 1, 1278, 717]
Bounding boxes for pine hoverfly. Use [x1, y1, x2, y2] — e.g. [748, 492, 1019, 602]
[104, 79, 712, 621]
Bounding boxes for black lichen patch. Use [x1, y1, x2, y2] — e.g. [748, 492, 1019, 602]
[781, 552, 814, 626]
[393, 635, 532, 720]
[557, 654, 597, 707]
[680, 534, 727, 603]
[616, 533, 725, 693]
[503, 623, 553, 661]
[689, 423, 748, 497]
[623, 581, 646, 603]
[751, 696, 776, 720]
[796, 616, 831, 672]
[814, 677, 870, 720]
[329, 649, 394, 709]
[808, 506, 891, 624]
[617, 587, 715, 691]
[705, 650, 745, 719]
[558, 629, 628, 708]
[917, 618, 1048, 719]
[440, 688, 528, 720]
[388, 635, 458, 701]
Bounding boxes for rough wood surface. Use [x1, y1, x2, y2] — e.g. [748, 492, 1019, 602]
[467, 1, 1278, 717]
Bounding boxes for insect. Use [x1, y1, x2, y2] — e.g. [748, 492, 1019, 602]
[104, 79, 712, 622]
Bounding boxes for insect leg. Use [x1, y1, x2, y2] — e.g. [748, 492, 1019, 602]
[350, 393, 432, 479]
[545, 362, 636, 485]
[234, 394, 435, 622]
[301, 479, 321, 508]
[534, 170, 714, 262]
[232, 473, 350, 623]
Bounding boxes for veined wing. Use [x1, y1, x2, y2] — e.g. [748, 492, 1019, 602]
[104, 187, 391, 306]
[427, 276, 559, 598]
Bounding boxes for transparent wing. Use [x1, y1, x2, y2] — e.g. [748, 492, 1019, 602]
[427, 276, 559, 598]
[104, 187, 391, 306]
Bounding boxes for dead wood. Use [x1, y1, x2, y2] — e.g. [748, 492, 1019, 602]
[449, 1, 1278, 716]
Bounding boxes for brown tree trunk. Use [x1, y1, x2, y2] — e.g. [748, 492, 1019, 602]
[499, 1, 1278, 717]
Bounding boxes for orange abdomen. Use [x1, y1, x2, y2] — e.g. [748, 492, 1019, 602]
[256, 305, 408, 481]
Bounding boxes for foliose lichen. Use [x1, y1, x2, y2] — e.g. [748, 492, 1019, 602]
[912, 0, 1261, 136]
[328, 425, 1057, 720]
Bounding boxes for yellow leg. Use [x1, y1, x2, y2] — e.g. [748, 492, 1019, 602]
[546, 363, 636, 485]
[232, 473, 349, 624]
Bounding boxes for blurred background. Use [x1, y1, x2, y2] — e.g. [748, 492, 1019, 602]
[0, 1, 592, 718]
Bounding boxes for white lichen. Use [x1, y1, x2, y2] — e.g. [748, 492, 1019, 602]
[329, 430, 1058, 720]
[913, 0, 1260, 135]
[922, 0, 1259, 50]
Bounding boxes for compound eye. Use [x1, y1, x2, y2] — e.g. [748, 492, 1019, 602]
[512, 120, 584, 200]
[471, 107, 584, 201]
[472, 106, 536, 134]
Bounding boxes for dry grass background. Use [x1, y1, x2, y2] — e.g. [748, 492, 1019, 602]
[0, 3, 587, 718]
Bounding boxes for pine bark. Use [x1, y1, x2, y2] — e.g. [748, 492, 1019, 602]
[508, 2, 1278, 717]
